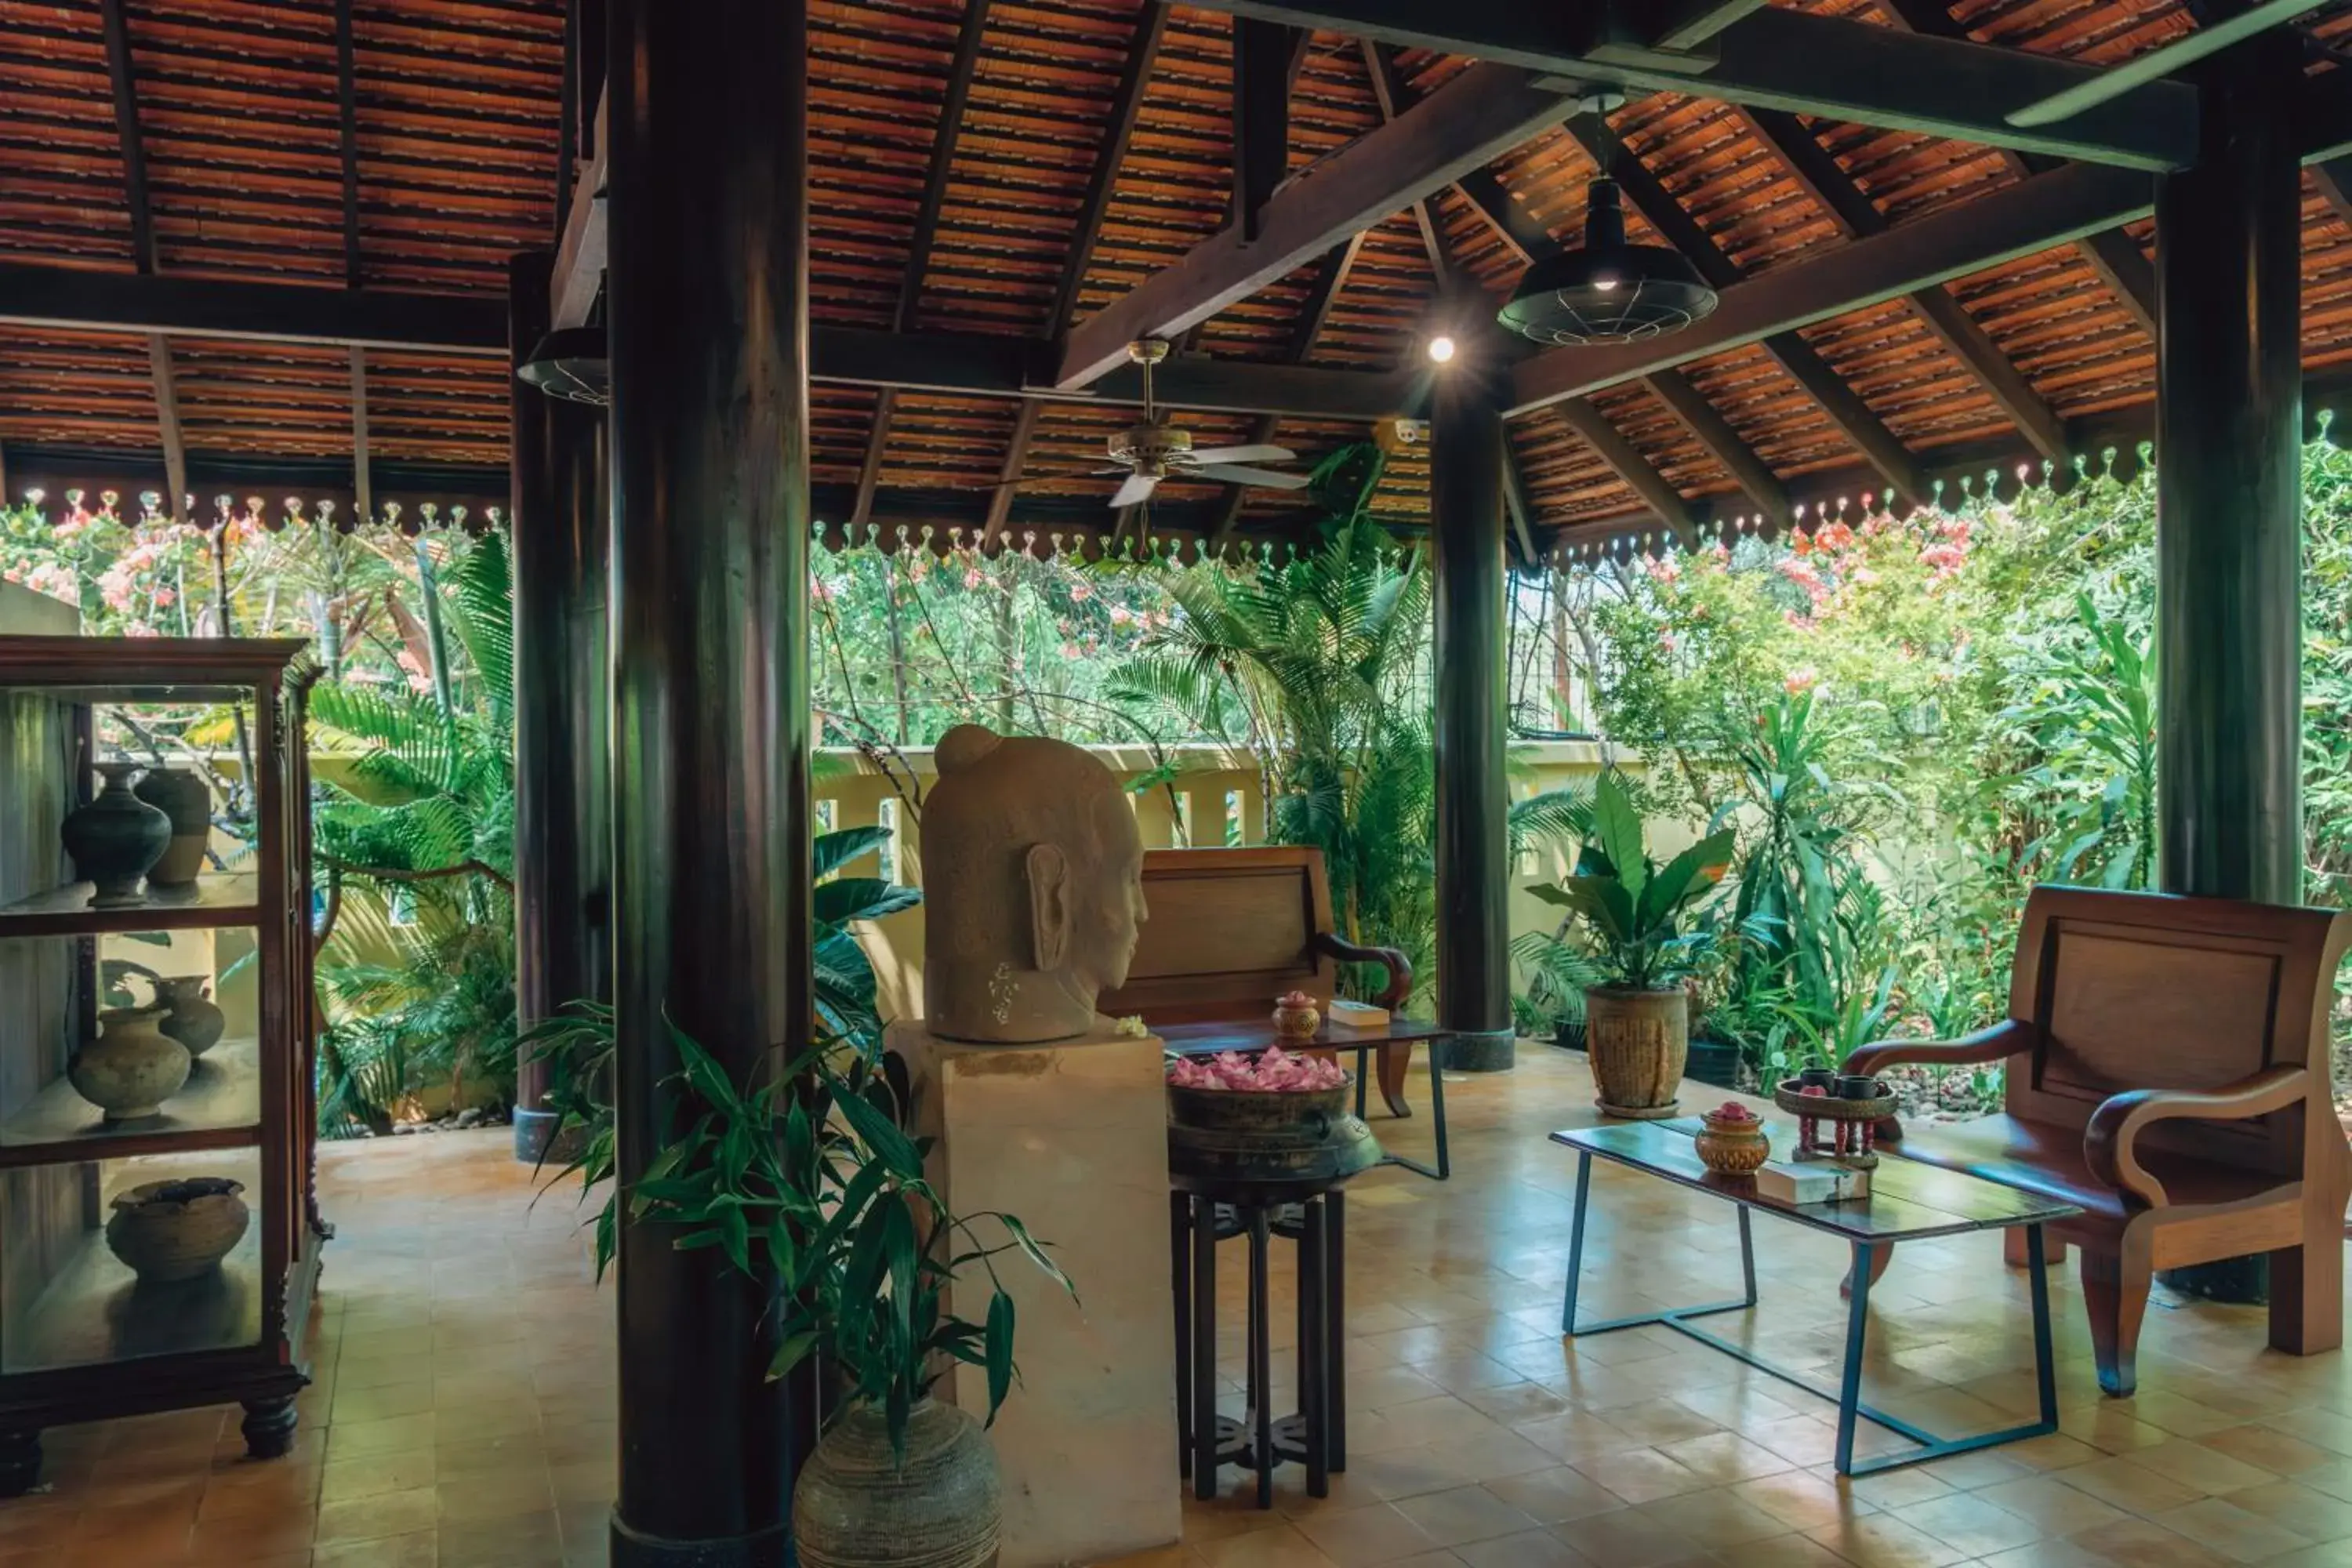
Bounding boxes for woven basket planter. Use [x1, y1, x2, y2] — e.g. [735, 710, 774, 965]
[1583, 986, 1688, 1120]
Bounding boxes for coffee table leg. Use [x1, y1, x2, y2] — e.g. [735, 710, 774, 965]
[1836, 1240, 1879, 1475]
[1561, 1152, 1593, 1334]
[1737, 1207, 1757, 1308]
[1428, 1047, 1449, 1179]
[2028, 1224, 2058, 1429]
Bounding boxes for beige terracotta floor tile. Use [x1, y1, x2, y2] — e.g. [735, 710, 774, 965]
[1390, 1486, 1544, 1548]
[1479, 1468, 1627, 1526]
[1451, 1528, 1592, 1568]
[2147, 1495, 2318, 1564]
[1889, 1490, 2050, 1557]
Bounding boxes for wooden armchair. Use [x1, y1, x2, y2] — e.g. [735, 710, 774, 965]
[1844, 886, 2352, 1397]
[1098, 847, 1425, 1116]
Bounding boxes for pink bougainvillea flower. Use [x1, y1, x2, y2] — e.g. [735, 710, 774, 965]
[1167, 1044, 1344, 1092]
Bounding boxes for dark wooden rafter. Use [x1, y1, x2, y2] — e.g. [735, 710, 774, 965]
[1056, 60, 1580, 387]
[1360, 44, 1452, 281]
[1554, 398, 1695, 545]
[1638, 1, 1769, 52]
[978, 397, 1045, 552]
[1640, 368, 1791, 527]
[1233, 17, 1299, 240]
[100, 0, 185, 524]
[1744, 107, 2067, 463]
[1177, 2, 2197, 167]
[1511, 152, 2154, 428]
[1562, 115, 1933, 502]
[350, 347, 373, 526]
[854, 0, 995, 531]
[336, 0, 362, 287]
[1207, 231, 1367, 550]
[1874, 0, 2156, 339]
[551, 89, 609, 330]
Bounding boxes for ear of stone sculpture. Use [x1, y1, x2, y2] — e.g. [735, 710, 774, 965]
[1027, 842, 1069, 971]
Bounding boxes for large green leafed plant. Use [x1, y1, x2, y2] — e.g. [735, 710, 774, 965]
[1530, 771, 1735, 991]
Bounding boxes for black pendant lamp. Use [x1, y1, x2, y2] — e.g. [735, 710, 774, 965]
[517, 325, 609, 406]
[1496, 179, 1719, 347]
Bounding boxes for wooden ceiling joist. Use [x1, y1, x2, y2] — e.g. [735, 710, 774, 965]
[350, 347, 373, 526]
[1233, 17, 1300, 241]
[1050, 5, 1170, 337]
[1508, 159, 2157, 420]
[1361, 44, 1454, 283]
[1744, 107, 2067, 464]
[854, 0, 996, 531]
[0, 264, 510, 354]
[1563, 115, 1932, 502]
[147, 336, 187, 526]
[336, 0, 363, 288]
[1054, 60, 1580, 388]
[1176, 2, 2198, 169]
[1640, 368, 1791, 528]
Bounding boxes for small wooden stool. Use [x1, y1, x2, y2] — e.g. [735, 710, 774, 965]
[1169, 1189, 1347, 1505]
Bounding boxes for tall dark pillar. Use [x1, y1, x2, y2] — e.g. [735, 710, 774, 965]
[605, 1, 813, 1563]
[1431, 355, 1513, 1071]
[509, 249, 610, 1163]
[2153, 35, 2303, 1305]
[2156, 39, 2301, 903]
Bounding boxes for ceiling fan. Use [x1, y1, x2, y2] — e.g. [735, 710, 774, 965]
[996, 339, 1312, 510]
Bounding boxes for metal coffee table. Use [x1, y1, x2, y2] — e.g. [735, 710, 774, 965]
[1552, 1120, 2082, 1477]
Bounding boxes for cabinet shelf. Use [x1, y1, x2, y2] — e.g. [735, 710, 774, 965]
[0, 1040, 263, 1169]
[0, 873, 260, 939]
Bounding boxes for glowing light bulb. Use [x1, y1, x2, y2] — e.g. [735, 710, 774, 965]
[1427, 335, 1457, 364]
[1591, 275, 1621, 293]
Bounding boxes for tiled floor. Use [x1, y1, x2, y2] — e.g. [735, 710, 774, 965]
[5, 1047, 2352, 1567]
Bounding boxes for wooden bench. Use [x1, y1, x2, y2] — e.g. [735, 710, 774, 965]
[1101, 846, 1451, 1178]
[1844, 885, 2352, 1397]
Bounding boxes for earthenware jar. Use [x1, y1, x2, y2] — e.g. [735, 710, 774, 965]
[1271, 989, 1321, 1041]
[1694, 1105, 1772, 1176]
[105, 1177, 249, 1283]
[1165, 1078, 1381, 1196]
[1583, 985, 1688, 1120]
[132, 768, 212, 887]
[59, 762, 171, 909]
[792, 1398, 999, 1568]
[69, 1006, 191, 1121]
[153, 976, 226, 1058]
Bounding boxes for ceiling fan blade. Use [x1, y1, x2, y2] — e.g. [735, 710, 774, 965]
[2006, 0, 2313, 127]
[1185, 444, 1297, 465]
[1196, 464, 1312, 491]
[1109, 472, 1161, 509]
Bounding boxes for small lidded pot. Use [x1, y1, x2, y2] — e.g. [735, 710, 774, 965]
[1694, 1101, 1771, 1177]
[1271, 989, 1321, 1042]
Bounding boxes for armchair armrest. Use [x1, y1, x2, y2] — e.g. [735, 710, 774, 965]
[1842, 1018, 2034, 1080]
[2084, 1066, 2310, 1209]
[1312, 931, 1413, 1012]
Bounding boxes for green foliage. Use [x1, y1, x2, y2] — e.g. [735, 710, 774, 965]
[1529, 771, 1735, 990]
[1112, 447, 1442, 1003]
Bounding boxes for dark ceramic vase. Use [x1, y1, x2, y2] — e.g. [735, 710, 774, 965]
[60, 763, 171, 909]
[153, 977, 227, 1058]
[132, 768, 212, 887]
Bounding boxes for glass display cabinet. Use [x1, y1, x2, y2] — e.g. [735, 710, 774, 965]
[0, 635, 326, 1494]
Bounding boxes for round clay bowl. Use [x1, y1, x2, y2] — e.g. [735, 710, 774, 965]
[105, 1177, 249, 1283]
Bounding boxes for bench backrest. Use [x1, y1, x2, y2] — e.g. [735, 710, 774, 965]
[1098, 847, 1335, 1022]
[2004, 885, 2352, 1177]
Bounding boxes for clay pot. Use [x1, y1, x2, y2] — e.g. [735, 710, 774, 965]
[1584, 986, 1689, 1120]
[104, 1177, 249, 1283]
[1271, 998, 1321, 1041]
[132, 768, 212, 887]
[152, 976, 226, 1058]
[1165, 1078, 1381, 1198]
[792, 1398, 1000, 1568]
[60, 762, 171, 909]
[1695, 1112, 1771, 1176]
[69, 1006, 191, 1121]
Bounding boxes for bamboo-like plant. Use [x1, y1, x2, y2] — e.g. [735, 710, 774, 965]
[1529, 771, 1736, 991]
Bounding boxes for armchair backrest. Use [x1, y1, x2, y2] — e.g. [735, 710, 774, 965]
[1097, 846, 1336, 1022]
[2004, 886, 2352, 1178]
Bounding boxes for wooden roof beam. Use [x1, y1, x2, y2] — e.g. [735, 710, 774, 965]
[350, 347, 373, 527]
[336, 0, 361, 287]
[99, 0, 156, 277]
[1054, 60, 1581, 387]
[1361, 44, 1454, 282]
[1234, 17, 1298, 240]
[1565, 115, 1932, 501]
[1554, 399, 1696, 546]
[979, 397, 1045, 553]
[1745, 107, 2067, 463]
[147, 336, 187, 526]
[1050, 5, 1169, 336]
[1508, 158, 2155, 422]
[856, 0, 996, 531]
[550, 90, 608, 330]
[1640, 368, 1791, 528]
[0, 263, 509, 351]
[1176, 2, 2197, 169]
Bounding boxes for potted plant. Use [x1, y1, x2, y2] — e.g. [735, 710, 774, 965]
[1530, 772, 1735, 1119]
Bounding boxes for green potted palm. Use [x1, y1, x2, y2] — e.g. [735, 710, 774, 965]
[1530, 772, 1735, 1119]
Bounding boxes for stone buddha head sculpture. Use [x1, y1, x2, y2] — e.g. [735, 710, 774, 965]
[921, 724, 1149, 1043]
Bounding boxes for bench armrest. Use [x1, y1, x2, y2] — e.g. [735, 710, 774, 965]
[1842, 1019, 2034, 1080]
[1312, 932, 1414, 1012]
[2084, 1066, 2310, 1209]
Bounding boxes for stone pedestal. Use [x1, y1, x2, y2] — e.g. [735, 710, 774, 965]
[887, 1021, 1181, 1568]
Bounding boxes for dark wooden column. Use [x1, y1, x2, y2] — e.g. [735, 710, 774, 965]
[605, 1, 813, 1563]
[1431, 351, 1514, 1070]
[508, 249, 610, 1163]
[2153, 34, 2302, 1304]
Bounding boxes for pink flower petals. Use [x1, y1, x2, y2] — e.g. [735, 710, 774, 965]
[1167, 1045, 1345, 1093]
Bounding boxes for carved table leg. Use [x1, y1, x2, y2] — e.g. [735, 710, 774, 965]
[0, 1431, 40, 1497]
[1376, 1041, 1412, 1118]
[241, 1396, 299, 1460]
